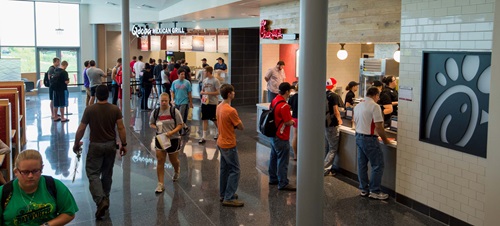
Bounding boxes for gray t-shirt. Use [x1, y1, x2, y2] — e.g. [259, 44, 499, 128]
[202, 76, 221, 105]
[149, 107, 184, 139]
[87, 67, 105, 87]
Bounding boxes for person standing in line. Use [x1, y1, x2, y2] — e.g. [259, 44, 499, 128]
[141, 63, 154, 111]
[323, 78, 343, 176]
[0, 139, 11, 185]
[47, 58, 60, 121]
[180, 59, 192, 82]
[167, 58, 175, 72]
[154, 59, 164, 94]
[287, 81, 299, 161]
[161, 64, 171, 100]
[216, 84, 244, 207]
[149, 58, 158, 98]
[199, 66, 221, 144]
[345, 81, 359, 108]
[268, 82, 296, 191]
[111, 58, 122, 105]
[170, 63, 180, 82]
[134, 55, 145, 97]
[129, 56, 137, 95]
[86, 60, 107, 106]
[170, 68, 193, 135]
[354, 87, 390, 200]
[150, 93, 183, 193]
[52, 61, 70, 122]
[83, 60, 91, 107]
[264, 61, 286, 103]
[73, 85, 128, 219]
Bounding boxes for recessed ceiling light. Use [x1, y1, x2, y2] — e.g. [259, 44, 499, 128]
[106, 1, 117, 6]
[249, 15, 258, 17]
[366, 42, 373, 44]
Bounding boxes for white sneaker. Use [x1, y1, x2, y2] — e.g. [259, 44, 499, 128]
[173, 172, 180, 181]
[369, 192, 389, 200]
[214, 133, 218, 140]
[198, 138, 206, 144]
[155, 183, 164, 193]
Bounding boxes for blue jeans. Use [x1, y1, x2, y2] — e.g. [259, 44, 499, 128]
[218, 146, 241, 201]
[269, 137, 290, 189]
[324, 126, 340, 171]
[267, 91, 278, 103]
[86, 140, 116, 204]
[355, 134, 385, 193]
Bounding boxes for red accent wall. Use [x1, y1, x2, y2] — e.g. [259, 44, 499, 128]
[279, 43, 299, 83]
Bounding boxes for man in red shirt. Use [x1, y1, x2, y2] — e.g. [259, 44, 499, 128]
[268, 82, 296, 191]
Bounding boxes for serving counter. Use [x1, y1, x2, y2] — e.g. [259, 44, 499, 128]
[256, 103, 398, 194]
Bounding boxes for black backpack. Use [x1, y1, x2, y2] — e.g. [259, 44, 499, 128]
[259, 100, 286, 137]
[50, 68, 63, 87]
[43, 66, 55, 87]
[1, 175, 57, 224]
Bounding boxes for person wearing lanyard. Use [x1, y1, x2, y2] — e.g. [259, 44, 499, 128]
[353, 87, 390, 200]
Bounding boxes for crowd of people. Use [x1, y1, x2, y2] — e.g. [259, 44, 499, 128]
[0, 56, 401, 224]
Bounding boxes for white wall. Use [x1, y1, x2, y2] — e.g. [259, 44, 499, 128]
[398, 0, 495, 225]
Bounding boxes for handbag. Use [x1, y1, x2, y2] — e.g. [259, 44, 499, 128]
[187, 108, 193, 120]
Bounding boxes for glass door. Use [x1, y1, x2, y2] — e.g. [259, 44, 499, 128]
[38, 48, 80, 87]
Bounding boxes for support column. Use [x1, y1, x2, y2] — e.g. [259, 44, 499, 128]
[121, 0, 131, 126]
[296, 0, 328, 225]
[92, 25, 98, 65]
[485, 1, 500, 225]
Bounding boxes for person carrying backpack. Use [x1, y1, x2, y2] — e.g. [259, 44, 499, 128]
[45, 58, 60, 121]
[0, 150, 78, 225]
[324, 78, 343, 176]
[150, 93, 184, 193]
[268, 82, 296, 191]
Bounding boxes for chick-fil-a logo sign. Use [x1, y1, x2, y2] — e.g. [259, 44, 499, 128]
[260, 20, 283, 40]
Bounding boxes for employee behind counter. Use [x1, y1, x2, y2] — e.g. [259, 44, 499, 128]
[376, 76, 398, 128]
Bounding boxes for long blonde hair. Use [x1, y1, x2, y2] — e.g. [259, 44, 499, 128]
[15, 149, 43, 170]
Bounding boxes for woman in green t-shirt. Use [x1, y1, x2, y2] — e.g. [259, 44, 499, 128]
[0, 150, 79, 226]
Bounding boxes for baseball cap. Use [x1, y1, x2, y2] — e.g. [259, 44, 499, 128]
[201, 58, 207, 61]
[326, 78, 337, 90]
[279, 82, 292, 93]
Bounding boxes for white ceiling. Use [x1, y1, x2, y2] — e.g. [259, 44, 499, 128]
[30, 0, 293, 23]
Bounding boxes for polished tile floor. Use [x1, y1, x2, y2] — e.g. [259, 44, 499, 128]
[23, 92, 444, 226]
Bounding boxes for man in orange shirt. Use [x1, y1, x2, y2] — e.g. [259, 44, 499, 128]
[216, 84, 244, 207]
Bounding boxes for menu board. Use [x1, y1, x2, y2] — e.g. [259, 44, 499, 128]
[150, 36, 161, 51]
[204, 35, 217, 53]
[218, 35, 229, 53]
[192, 36, 204, 51]
[180, 36, 193, 51]
[166, 36, 179, 51]
[140, 36, 149, 51]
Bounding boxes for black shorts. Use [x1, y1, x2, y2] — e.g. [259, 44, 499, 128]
[90, 86, 97, 96]
[49, 86, 54, 100]
[201, 104, 217, 121]
[53, 90, 68, 108]
[155, 138, 180, 154]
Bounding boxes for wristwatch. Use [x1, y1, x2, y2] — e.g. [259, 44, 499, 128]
[122, 143, 127, 147]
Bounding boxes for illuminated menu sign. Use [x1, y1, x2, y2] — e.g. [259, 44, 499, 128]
[132, 25, 187, 38]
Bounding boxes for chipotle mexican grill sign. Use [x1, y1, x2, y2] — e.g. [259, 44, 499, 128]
[131, 25, 187, 38]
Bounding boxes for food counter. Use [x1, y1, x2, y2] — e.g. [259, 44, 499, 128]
[256, 103, 397, 194]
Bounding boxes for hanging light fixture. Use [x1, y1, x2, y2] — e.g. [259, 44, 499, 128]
[55, 3, 64, 34]
[337, 43, 348, 60]
[393, 43, 401, 63]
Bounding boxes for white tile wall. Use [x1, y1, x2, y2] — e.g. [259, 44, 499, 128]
[0, 59, 21, 81]
[399, 0, 494, 225]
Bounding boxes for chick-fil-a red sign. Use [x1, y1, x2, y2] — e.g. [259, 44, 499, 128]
[260, 20, 283, 40]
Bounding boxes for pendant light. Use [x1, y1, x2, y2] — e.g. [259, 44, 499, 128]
[337, 43, 348, 60]
[393, 43, 400, 63]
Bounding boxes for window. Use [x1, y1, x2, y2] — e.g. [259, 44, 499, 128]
[35, 2, 80, 47]
[0, 47, 36, 73]
[0, 1, 35, 46]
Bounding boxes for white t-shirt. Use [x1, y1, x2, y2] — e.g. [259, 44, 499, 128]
[161, 70, 170, 84]
[353, 97, 384, 135]
[133, 61, 145, 79]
